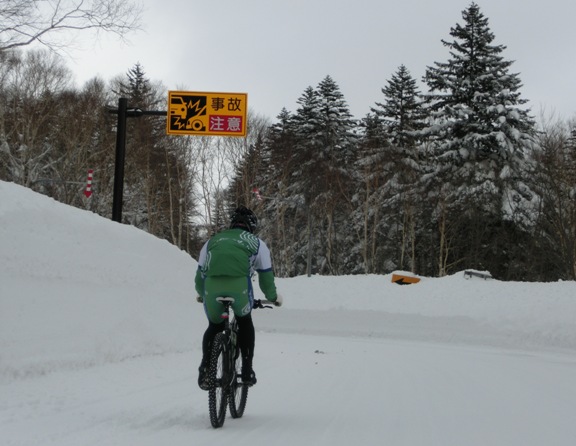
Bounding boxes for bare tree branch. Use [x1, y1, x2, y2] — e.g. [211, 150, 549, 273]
[0, 0, 143, 52]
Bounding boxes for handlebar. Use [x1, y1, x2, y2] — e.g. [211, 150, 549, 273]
[253, 299, 274, 309]
[196, 296, 275, 309]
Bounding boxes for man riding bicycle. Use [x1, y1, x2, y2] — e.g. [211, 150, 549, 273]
[195, 206, 282, 390]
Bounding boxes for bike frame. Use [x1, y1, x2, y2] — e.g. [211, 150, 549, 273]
[205, 297, 273, 428]
[216, 297, 239, 387]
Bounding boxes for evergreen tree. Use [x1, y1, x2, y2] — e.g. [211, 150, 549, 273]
[356, 65, 428, 274]
[291, 85, 322, 202]
[122, 63, 154, 106]
[422, 2, 537, 276]
[226, 137, 266, 211]
[372, 64, 426, 148]
[316, 75, 357, 164]
[256, 77, 357, 276]
[423, 3, 535, 195]
[257, 108, 306, 277]
[351, 112, 390, 273]
[293, 76, 357, 275]
[278, 86, 322, 276]
[266, 108, 297, 176]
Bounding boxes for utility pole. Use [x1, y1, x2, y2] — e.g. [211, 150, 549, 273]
[112, 97, 128, 223]
[108, 97, 166, 223]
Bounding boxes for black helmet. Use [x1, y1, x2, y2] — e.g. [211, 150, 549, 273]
[230, 206, 258, 233]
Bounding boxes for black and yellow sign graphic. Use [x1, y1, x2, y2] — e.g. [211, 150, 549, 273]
[167, 91, 247, 137]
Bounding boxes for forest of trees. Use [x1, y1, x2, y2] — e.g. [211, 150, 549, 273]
[2, 3, 575, 281]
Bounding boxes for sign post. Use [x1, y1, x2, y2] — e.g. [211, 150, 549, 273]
[109, 98, 167, 223]
[109, 91, 247, 223]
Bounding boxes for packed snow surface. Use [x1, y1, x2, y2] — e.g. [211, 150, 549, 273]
[1, 180, 576, 445]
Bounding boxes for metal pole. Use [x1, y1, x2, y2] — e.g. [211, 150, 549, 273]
[306, 210, 313, 277]
[112, 97, 128, 223]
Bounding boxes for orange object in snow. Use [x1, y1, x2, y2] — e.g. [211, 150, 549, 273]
[391, 274, 421, 285]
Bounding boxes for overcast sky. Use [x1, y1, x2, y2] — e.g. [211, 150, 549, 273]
[67, 0, 576, 122]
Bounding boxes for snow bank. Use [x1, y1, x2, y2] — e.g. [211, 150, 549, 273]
[1, 180, 575, 383]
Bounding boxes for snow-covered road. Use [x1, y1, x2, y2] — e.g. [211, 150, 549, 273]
[3, 330, 576, 446]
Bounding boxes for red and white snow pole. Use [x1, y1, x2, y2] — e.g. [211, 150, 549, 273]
[84, 169, 94, 198]
[252, 187, 263, 201]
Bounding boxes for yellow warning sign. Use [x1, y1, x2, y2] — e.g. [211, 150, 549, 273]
[167, 91, 247, 137]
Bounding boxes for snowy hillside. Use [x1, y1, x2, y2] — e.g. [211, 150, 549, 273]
[1, 180, 576, 445]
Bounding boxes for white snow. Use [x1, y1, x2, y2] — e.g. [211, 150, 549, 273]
[1, 180, 576, 445]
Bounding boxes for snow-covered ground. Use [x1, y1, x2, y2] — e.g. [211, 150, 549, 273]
[1, 180, 576, 445]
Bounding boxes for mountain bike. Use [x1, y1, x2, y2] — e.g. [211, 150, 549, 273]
[205, 297, 273, 428]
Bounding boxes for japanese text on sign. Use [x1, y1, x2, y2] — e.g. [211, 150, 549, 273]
[167, 91, 247, 137]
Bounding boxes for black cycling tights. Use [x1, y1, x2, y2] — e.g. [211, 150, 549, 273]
[202, 313, 255, 366]
[202, 321, 224, 365]
[236, 313, 255, 366]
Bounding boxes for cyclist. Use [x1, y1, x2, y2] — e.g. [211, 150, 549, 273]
[195, 206, 282, 390]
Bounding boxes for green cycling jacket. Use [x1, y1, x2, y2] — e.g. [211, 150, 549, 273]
[194, 228, 277, 301]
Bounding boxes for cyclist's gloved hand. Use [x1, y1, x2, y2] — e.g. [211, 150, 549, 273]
[196, 295, 203, 303]
[273, 294, 283, 307]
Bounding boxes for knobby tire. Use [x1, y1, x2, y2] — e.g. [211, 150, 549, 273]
[208, 332, 228, 428]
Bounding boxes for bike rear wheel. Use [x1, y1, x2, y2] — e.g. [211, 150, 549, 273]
[208, 332, 229, 428]
[228, 356, 249, 418]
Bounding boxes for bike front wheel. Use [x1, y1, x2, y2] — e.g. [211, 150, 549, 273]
[208, 332, 229, 428]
